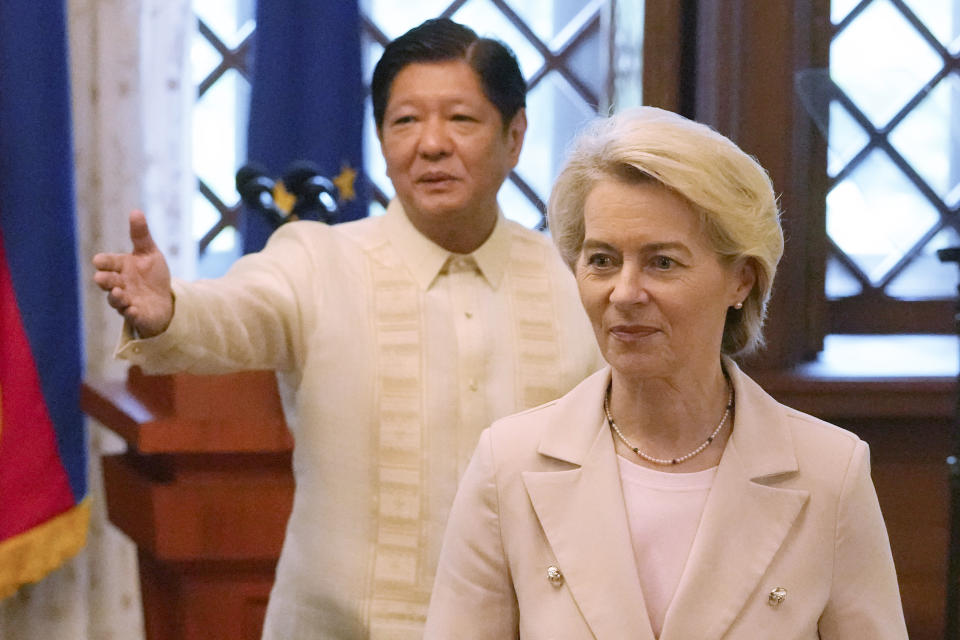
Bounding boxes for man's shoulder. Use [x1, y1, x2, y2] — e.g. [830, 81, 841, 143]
[270, 215, 384, 254]
[501, 217, 552, 246]
[332, 214, 386, 248]
[500, 218, 572, 272]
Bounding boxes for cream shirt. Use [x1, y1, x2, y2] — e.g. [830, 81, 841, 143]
[116, 200, 602, 640]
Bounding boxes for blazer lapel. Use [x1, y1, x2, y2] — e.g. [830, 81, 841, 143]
[659, 362, 810, 640]
[522, 368, 656, 640]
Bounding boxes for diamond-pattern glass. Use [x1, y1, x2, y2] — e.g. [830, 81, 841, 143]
[361, 0, 456, 40]
[831, 0, 862, 25]
[507, 0, 600, 43]
[194, 0, 253, 49]
[499, 178, 545, 229]
[518, 71, 597, 202]
[825, 253, 863, 298]
[827, 100, 868, 177]
[191, 30, 220, 86]
[192, 191, 219, 241]
[827, 148, 940, 284]
[453, 0, 545, 78]
[831, 0, 941, 127]
[903, 0, 960, 54]
[564, 19, 604, 105]
[885, 227, 960, 298]
[190, 0, 254, 274]
[889, 71, 960, 207]
[825, 0, 959, 306]
[193, 67, 249, 204]
[194, 193, 241, 276]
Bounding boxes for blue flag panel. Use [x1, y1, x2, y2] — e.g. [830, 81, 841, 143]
[244, 0, 367, 252]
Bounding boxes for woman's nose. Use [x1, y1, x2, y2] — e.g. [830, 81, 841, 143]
[609, 266, 650, 306]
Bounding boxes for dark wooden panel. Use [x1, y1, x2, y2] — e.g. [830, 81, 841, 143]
[829, 297, 954, 335]
[641, 0, 684, 111]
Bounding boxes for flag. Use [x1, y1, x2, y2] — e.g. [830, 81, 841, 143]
[243, 0, 367, 253]
[0, 0, 89, 598]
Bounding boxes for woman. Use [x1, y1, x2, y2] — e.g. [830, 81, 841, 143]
[424, 107, 907, 639]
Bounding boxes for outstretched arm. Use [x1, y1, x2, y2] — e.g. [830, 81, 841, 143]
[92, 210, 173, 338]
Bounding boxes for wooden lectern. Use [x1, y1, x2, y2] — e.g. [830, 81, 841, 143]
[81, 367, 295, 640]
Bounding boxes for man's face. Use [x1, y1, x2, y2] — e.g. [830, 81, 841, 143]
[378, 60, 525, 249]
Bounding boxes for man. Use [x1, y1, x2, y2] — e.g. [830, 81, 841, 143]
[93, 18, 601, 639]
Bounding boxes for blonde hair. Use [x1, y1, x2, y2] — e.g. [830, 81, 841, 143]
[548, 106, 783, 356]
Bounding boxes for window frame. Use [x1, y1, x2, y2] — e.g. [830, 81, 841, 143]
[642, 0, 959, 368]
[641, 0, 833, 369]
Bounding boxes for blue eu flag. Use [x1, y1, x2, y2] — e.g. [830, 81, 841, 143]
[244, 0, 367, 253]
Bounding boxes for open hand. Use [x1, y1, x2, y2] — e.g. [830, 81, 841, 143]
[92, 210, 174, 338]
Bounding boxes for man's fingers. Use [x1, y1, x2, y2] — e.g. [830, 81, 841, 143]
[93, 270, 120, 291]
[92, 252, 124, 271]
[128, 210, 158, 255]
[106, 287, 129, 311]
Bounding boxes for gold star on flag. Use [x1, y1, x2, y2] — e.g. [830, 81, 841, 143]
[333, 163, 357, 202]
[272, 180, 296, 215]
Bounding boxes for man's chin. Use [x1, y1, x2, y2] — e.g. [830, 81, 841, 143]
[408, 197, 467, 220]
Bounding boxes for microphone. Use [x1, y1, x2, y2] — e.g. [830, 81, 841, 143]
[236, 163, 287, 228]
[282, 161, 339, 224]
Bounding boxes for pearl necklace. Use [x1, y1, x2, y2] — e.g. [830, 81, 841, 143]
[603, 380, 734, 466]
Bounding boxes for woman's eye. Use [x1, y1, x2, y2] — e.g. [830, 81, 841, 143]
[652, 256, 676, 270]
[588, 254, 615, 268]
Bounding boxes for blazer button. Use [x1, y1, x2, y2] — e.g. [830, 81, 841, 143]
[546, 566, 563, 587]
[767, 587, 787, 607]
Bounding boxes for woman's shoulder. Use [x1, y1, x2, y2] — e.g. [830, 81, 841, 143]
[733, 363, 864, 452]
[483, 368, 611, 471]
[484, 397, 566, 464]
[782, 405, 863, 450]
[732, 365, 868, 489]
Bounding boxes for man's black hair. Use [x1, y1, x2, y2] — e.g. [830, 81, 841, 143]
[371, 18, 526, 131]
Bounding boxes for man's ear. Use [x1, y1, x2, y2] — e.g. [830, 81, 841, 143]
[505, 108, 527, 167]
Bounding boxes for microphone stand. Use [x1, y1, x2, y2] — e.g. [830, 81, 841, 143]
[938, 246, 960, 639]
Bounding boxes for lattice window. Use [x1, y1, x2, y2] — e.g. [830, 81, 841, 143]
[190, 0, 253, 276]
[822, 0, 960, 327]
[188, 0, 635, 277]
[361, 0, 613, 230]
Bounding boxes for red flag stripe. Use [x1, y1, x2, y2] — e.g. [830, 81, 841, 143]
[0, 237, 75, 539]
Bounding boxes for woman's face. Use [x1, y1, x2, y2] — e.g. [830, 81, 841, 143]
[575, 178, 754, 382]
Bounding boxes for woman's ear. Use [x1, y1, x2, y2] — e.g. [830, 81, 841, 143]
[732, 257, 757, 305]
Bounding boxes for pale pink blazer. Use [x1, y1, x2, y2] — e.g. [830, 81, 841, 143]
[424, 360, 907, 639]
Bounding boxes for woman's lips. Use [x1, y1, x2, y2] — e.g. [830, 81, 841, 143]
[609, 324, 659, 341]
